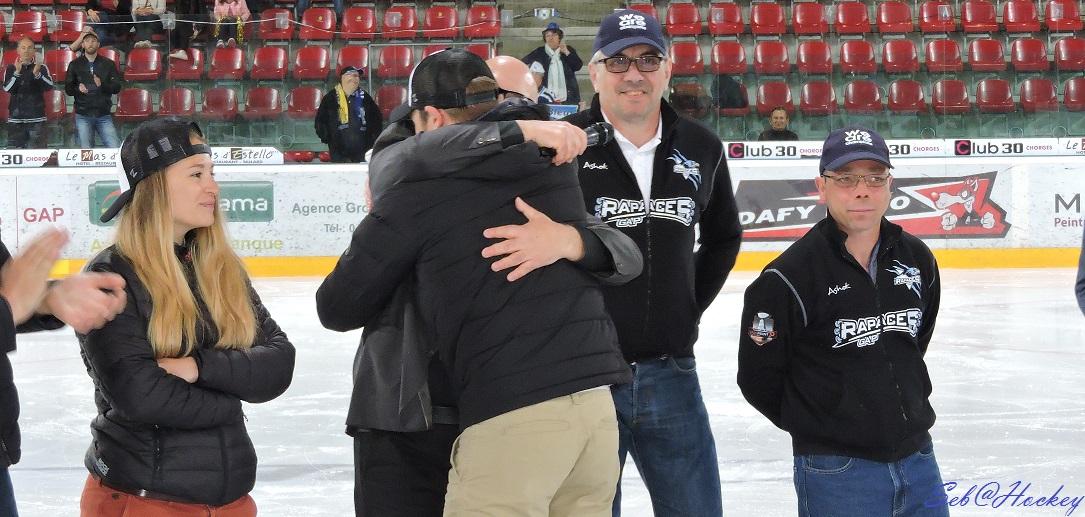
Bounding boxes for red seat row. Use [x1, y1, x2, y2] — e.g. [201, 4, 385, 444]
[259, 5, 499, 41]
[107, 86, 326, 122]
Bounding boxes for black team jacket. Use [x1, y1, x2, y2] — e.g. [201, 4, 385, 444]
[565, 96, 743, 361]
[738, 217, 941, 462]
[64, 54, 122, 118]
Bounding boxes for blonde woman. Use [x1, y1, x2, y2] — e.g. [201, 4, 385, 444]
[76, 118, 295, 516]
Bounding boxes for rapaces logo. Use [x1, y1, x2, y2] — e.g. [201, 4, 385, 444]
[89, 181, 275, 226]
[594, 196, 696, 227]
[667, 150, 701, 189]
[734, 171, 1010, 240]
[832, 309, 922, 349]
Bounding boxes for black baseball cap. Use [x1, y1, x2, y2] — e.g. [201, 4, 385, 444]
[100, 118, 212, 223]
[593, 9, 667, 57]
[408, 48, 496, 109]
[819, 126, 894, 173]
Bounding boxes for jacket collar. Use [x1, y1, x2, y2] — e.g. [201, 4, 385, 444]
[816, 215, 903, 262]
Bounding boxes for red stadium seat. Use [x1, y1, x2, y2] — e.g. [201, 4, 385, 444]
[209, 48, 245, 80]
[52, 10, 86, 43]
[756, 81, 793, 115]
[422, 44, 448, 59]
[834, 2, 871, 34]
[97, 48, 121, 70]
[200, 87, 239, 121]
[710, 40, 746, 74]
[20, 0, 53, 7]
[800, 81, 837, 115]
[336, 45, 369, 74]
[1003, 0, 1041, 32]
[250, 46, 287, 80]
[300, 7, 336, 40]
[44, 89, 68, 121]
[422, 5, 458, 39]
[670, 82, 711, 119]
[925, 39, 963, 72]
[382, 6, 417, 39]
[158, 87, 195, 117]
[717, 81, 749, 116]
[968, 38, 1006, 71]
[464, 43, 494, 60]
[287, 86, 322, 119]
[1064, 77, 1085, 111]
[962, 0, 998, 32]
[877, 1, 914, 33]
[293, 46, 331, 80]
[670, 41, 704, 76]
[627, 3, 657, 19]
[9, 12, 46, 43]
[888, 79, 927, 113]
[1019, 78, 1058, 112]
[464, 5, 500, 38]
[44, 49, 75, 83]
[1046, 0, 1084, 31]
[707, 2, 743, 36]
[840, 40, 876, 74]
[1054, 37, 1085, 71]
[792, 2, 828, 35]
[284, 151, 316, 162]
[844, 80, 883, 113]
[753, 40, 789, 75]
[750, 3, 785, 35]
[376, 84, 407, 119]
[882, 40, 919, 73]
[666, 2, 702, 36]
[931, 79, 970, 114]
[114, 88, 153, 122]
[123, 48, 161, 81]
[976, 78, 1014, 113]
[920, 1, 956, 32]
[340, 6, 377, 40]
[377, 45, 413, 79]
[241, 87, 283, 120]
[1010, 38, 1048, 71]
[258, 9, 294, 41]
[796, 41, 832, 74]
[167, 48, 204, 80]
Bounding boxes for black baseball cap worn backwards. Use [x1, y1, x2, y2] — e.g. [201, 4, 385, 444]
[408, 48, 496, 110]
[100, 118, 212, 223]
[819, 126, 894, 173]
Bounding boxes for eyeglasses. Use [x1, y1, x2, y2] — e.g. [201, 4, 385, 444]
[820, 173, 891, 188]
[596, 55, 665, 73]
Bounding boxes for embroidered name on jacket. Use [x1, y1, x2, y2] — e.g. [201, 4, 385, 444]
[832, 308, 922, 348]
[594, 197, 695, 227]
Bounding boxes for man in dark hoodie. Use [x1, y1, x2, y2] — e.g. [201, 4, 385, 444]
[315, 66, 382, 163]
[64, 30, 121, 149]
[3, 37, 54, 149]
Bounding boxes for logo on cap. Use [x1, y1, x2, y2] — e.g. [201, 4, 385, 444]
[843, 129, 873, 146]
[618, 13, 648, 31]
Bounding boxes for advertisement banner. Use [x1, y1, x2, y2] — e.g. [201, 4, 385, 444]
[57, 147, 284, 167]
[58, 148, 121, 167]
[0, 149, 53, 168]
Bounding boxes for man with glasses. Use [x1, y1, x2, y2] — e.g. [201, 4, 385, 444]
[738, 127, 948, 517]
[561, 9, 743, 516]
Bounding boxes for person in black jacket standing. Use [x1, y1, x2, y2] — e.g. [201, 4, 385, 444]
[315, 66, 382, 163]
[523, 22, 583, 106]
[64, 31, 121, 149]
[555, 11, 742, 516]
[77, 118, 295, 516]
[1, 228, 127, 516]
[318, 49, 631, 516]
[3, 37, 54, 149]
[738, 127, 947, 517]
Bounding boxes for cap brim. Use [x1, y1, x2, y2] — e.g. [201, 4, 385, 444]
[598, 37, 666, 58]
[99, 189, 133, 223]
[821, 152, 894, 173]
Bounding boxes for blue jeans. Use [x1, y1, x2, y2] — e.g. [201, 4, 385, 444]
[75, 114, 119, 149]
[295, 0, 343, 18]
[794, 441, 950, 517]
[611, 356, 722, 517]
[0, 467, 19, 517]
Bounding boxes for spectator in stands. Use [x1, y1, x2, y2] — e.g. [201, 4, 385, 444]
[130, 0, 167, 49]
[83, 0, 133, 48]
[295, 0, 343, 21]
[170, 0, 209, 60]
[758, 107, 799, 141]
[212, 0, 250, 48]
[315, 66, 382, 163]
[713, 74, 748, 113]
[523, 22, 583, 106]
[3, 37, 54, 149]
[65, 31, 122, 149]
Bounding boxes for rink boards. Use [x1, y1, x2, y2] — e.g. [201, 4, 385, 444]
[0, 146, 1081, 275]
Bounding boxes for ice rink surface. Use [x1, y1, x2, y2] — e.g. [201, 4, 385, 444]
[7, 268, 1085, 517]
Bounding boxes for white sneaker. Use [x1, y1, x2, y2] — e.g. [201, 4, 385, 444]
[134, 40, 152, 48]
[169, 49, 188, 60]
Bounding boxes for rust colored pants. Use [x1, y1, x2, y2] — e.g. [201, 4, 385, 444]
[80, 475, 257, 516]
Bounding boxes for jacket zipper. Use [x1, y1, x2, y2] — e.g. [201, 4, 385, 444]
[152, 425, 162, 487]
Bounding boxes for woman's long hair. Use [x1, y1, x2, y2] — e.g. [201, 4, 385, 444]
[114, 146, 256, 358]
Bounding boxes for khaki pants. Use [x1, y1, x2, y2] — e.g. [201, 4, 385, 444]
[443, 388, 619, 517]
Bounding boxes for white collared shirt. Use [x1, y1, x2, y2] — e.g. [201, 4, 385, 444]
[603, 112, 663, 203]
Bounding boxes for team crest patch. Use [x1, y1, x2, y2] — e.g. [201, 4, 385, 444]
[886, 260, 922, 297]
[748, 312, 777, 346]
[667, 150, 701, 189]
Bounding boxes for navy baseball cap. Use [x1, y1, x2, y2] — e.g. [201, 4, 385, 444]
[592, 9, 667, 57]
[819, 126, 894, 173]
